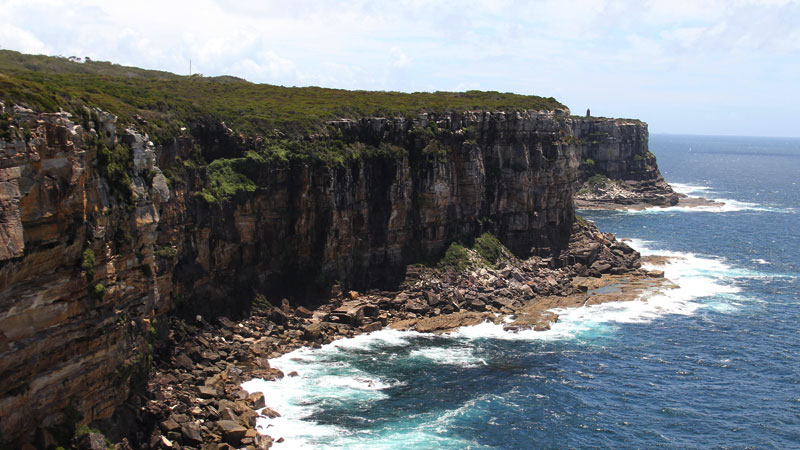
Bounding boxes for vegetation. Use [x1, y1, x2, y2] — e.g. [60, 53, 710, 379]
[473, 232, 503, 266]
[438, 242, 472, 272]
[91, 283, 105, 299]
[96, 141, 133, 204]
[438, 232, 511, 272]
[586, 173, 610, 189]
[81, 248, 96, 280]
[252, 293, 272, 310]
[154, 245, 177, 259]
[0, 50, 564, 142]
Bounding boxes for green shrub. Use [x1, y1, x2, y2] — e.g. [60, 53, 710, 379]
[438, 242, 471, 272]
[199, 157, 259, 204]
[473, 232, 503, 266]
[154, 246, 177, 258]
[586, 174, 609, 189]
[91, 283, 105, 299]
[81, 248, 95, 280]
[97, 141, 133, 203]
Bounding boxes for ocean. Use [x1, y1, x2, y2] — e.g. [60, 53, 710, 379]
[244, 134, 800, 449]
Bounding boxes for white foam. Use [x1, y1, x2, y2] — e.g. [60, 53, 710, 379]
[242, 329, 421, 448]
[243, 238, 771, 447]
[408, 346, 486, 367]
[670, 182, 713, 195]
[620, 182, 793, 214]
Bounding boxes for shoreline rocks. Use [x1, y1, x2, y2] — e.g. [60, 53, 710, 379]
[104, 219, 679, 449]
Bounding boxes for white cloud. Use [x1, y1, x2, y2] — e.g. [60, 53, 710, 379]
[0, 0, 798, 135]
[0, 25, 50, 54]
[390, 47, 411, 68]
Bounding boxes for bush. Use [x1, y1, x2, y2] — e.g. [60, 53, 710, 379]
[91, 283, 105, 299]
[81, 248, 95, 280]
[473, 232, 503, 266]
[438, 242, 471, 272]
[154, 246, 177, 259]
[586, 174, 609, 189]
[97, 141, 133, 203]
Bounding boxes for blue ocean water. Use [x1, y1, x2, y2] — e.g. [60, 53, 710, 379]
[245, 134, 800, 449]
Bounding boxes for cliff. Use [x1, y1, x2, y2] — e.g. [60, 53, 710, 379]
[0, 52, 663, 447]
[0, 101, 589, 445]
[572, 117, 678, 208]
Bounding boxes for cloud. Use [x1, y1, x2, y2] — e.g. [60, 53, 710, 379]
[0, 24, 50, 54]
[0, 0, 798, 135]
[390, 47, 411, 68]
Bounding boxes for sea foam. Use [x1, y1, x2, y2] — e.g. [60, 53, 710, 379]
[243, 238, 769, 448]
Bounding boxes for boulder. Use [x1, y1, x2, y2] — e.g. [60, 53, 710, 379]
[181, 423, 204, 446]
[216, 420, 248, 445]
[247, 392, 266, 409]
[160, 418, 181, 433]
[404, 298, 429, 314]
[198, 385, 218, 398]
[361, 321, 382, 332]
[303, 322, 325, 340]
[296, 306, 314, 318]
[73, 433, 107, 450]
[269, 308, 288, 325]
[261, 407, 281, 418]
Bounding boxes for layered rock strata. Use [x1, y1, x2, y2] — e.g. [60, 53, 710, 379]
[572, 117, 679, 208]
[0, 103, 663, 447]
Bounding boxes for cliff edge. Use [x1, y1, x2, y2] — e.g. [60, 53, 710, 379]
[0, 51, 670, 447]
[572, 117, 679, 209]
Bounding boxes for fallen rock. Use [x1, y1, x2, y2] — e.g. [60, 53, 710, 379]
[247, 392, 266, 409]
[73, 433, 106, 450]
[261, 407, 281, 418]
[296, 306, 314, 318]
[181, 423, 204, 446]
[217, 420, 248, 445]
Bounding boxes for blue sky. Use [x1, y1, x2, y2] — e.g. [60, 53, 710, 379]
[1, 0, 798, 137]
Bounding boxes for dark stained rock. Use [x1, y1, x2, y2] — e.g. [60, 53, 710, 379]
[269, 308, 288, 325]
[160, 418, 181, 433]
[198, 385, 218, 398]
[296, 306, 314, 318]
[73, 433, 107, 450]
[302, 323, 324, 341]
[404, 298, 429, 314]
[181, 423, 204, 446]
[176, 353, 194, 370]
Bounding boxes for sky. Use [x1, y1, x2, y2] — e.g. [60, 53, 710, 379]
[1, 0, 799, 137]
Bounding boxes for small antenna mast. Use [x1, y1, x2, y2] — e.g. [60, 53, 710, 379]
[190, 59, 192, 76]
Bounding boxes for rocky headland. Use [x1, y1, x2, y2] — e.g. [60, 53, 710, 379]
[571, 116, 724, 211]
[0, 51, 680, 449]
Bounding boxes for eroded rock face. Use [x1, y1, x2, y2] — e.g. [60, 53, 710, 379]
[0, 107, 169, 445]
[0, 105, 591, 444]
[572, 117, 678, 207]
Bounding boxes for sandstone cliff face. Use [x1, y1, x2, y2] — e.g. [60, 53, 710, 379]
[571, 117, 678, 206]
[0, 104, 170, 444]
[0, 105, 582, 444]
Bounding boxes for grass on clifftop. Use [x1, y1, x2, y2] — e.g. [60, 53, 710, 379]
[0, 50, 564, 139]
